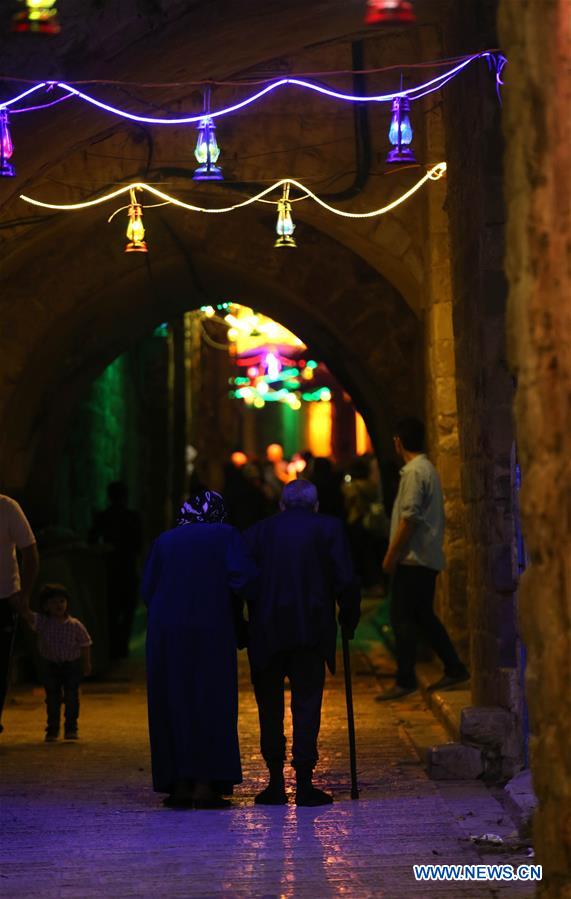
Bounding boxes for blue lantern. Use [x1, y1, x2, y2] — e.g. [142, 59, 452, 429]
[386, 96, 416, 164]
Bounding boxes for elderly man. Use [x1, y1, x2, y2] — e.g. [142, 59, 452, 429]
[0, 494, 39, 733]
[244, 479, 360, 807]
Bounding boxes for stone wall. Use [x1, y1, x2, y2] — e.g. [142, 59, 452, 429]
[56, 333, 170, 544]
[420, 25, 469, 658]
[443, 1, 520, 718]
[498, 0, 571, 893]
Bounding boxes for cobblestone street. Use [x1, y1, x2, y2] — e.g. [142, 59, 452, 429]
[1, 612, 535, 898]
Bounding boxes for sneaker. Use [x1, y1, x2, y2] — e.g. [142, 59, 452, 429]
[45, 731, 59, 742]
[427, 671, 470, 692]
[375, 684, 417, 702]
[64, 729, 79, 740]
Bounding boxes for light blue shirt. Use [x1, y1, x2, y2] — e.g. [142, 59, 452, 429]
[390, 454, 445, 571]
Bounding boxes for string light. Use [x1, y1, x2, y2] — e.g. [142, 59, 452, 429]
[0, 110, 15, 178]
[1, 53, 504, 123]
[275, 183, 296, 248]
[21, 164, 447, 227]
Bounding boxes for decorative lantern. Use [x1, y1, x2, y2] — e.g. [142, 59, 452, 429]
[0, 110, 15, 178]
[193, 116, 223, 181]
[193, 88, 223, 181]
[125, 189, 147, 253]
[364, 0, 416, 26]
[11, 0, 61, 34]
[386, 96, 416, 164]
[275, 183, 296, 248]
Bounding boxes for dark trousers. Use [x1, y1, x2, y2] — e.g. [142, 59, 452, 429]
[253, 648, 326, 773]
[391, 564, 464, 688]
[107, 569, 138, 660]
[0, 601, 17, 723]
[43, 659, 83, 734]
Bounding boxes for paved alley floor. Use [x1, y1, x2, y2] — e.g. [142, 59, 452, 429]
[1, 618, 536, 898]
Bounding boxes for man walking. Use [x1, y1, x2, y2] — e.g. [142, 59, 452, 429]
[0, 494, 39, 732]
[378, 418, 469, 701]
[244, 479, 360, 806]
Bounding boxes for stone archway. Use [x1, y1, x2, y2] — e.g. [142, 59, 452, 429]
[0, 205, 421, 517]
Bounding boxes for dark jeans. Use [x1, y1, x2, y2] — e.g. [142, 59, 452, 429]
[391, 564, 465, 688]
[253, 648, 326, 773]
[0, 600, 17, 724]
[43, 659, 83, 733]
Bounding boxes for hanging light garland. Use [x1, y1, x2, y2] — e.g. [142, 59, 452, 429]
[21, 163, 447, 247]
[0, 52, 504, 123]
[0, 52, 505, 178]
[21, 164, 446, 252]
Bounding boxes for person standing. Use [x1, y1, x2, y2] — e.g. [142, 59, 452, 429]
[142, 490, 256, 809]
[89, 481, 142, 660]
[0, 494, 39, 733]
[377, 418, 469, 701]
[244, 479, 360, 807]
[25, 583, 92, 741]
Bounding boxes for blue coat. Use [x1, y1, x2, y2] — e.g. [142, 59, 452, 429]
[142, 523, 256, 793]
[244, 509, 360, 674]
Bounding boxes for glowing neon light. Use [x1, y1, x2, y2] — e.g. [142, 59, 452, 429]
[21, 164, 447, 221]
[0, 53, 502, 122]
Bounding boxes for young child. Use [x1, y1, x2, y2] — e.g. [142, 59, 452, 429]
[26, 584, 92, 741]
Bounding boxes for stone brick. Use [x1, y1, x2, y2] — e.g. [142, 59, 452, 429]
[428, 743, 484, 780]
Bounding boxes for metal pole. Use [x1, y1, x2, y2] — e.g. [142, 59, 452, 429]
[342, 630, 359, 800]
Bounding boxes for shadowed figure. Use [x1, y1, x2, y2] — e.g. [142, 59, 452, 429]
[142, 489, 257, 809]
[89, 481, 142, 661]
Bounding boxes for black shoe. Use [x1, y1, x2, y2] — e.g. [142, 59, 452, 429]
[255, 782, 288, 805]
[428, 671, 470, 692]
[45, 730, 59, 742]
[375, 684, 417, 702]
[64, 729, 79, 740]
[295, 785, 334, 807]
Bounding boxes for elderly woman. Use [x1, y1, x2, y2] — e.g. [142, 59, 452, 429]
[142, 490, 256, 809]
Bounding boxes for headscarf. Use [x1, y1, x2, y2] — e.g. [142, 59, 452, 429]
[177, 490, 226, 526]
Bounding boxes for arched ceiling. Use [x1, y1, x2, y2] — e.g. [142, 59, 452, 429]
[0, 0, 450, 494]
[1, 206, 422, 492]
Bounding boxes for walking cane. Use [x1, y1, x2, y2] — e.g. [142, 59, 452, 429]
[342, 629, 359, 800]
